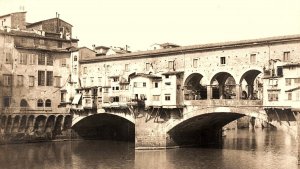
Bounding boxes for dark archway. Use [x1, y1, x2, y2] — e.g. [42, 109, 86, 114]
[53, 115, 64, 136]
[5, 115, 13, 134]
[239, 70, 262, 100]
[34, 115, 47, 135]
[26, 115, 35, 134]
[72, 113, 135, 142]
[12, 115, 21, 133]
[45, 115, 55, 139]
[210, 72, 236, 99]
[1, 116, 7, 129]
[63, 115, 72, 130]
[184, 73, 207, 100]
[19, 115, 27, 133]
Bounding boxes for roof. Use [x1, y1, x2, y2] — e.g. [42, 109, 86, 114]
[80, 34, 300, 63]
[0, 11, 26, 18]
[282, 63, 300, 68]
[162, 71, 184, 75]
[130, 73, 162, 79]
[26, 17, 73, 27]
[285, 86, 300, 92]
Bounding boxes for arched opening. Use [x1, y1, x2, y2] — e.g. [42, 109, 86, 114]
[239, 70, 262, 100]
[45, 115, 55, 139]
[1, 116, 7, 130]
[53, 115, 64, 137]
[5, 115, 13, 134]
[210, 72, 236, 99]
[20, 99, 28, 107]
[26, 115, 35, 134]
[63, 115, 72, 130]
[12, 116, 21, 133]
[184, 73, 207, 100]
[37, 99, 44, 107]
[34, 115, 47, 135]
[45, 99, 51, 107]
[19, 116, 27, 133]
[72, 113, 135, 142]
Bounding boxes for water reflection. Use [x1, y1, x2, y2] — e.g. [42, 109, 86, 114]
[0, 129, 298, 169]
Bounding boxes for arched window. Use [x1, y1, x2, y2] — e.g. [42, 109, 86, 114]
[45, 99, 51, 107]
[37, 99, 44, 107]
[20, 99, 28, 107]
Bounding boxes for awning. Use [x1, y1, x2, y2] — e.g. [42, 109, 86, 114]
[285, 86, 300, 92]
[72, 94, 82, 104]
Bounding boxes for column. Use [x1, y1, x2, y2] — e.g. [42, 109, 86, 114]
[236, 84, 241, 100]
[248, 83, 254, 100]
[219, 84, 224, 99]
[207, 85, 212, 100]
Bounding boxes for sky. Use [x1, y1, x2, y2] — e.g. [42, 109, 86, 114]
[1, 0, 300, 51]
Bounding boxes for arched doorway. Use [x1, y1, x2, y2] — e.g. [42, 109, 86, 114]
[210, 72, 236, 99]
[239, 70, 262, 100]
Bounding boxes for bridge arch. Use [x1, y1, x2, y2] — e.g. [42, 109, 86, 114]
[209, 71, 237, 99]
[72, 112, 135, 141]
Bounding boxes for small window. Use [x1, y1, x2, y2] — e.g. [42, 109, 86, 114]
[61, 59, 67, 67]
[165, 75, 169, 79]
[17, 75, 24, 86]
[116, 86, 119, 90]
[153, 95, 160, 101]
[283, 51, 290, 62]
[193, 59, 198, 68]
[46, 71, 53, 86]
[154, 82, 158, 88]
[38, 53, 45, 65]
[250, 54, 256, 63]
[28, 54, 36, 65]
[38, 71, 45, 86]
[5, 52, 12, 64]
[29, 76, 35, 87]
[74, 55, 77, 61]
[287, 93, 292, 100]
[3, 75, 12, 86]
[168, 61, 174, 70]
[45, 99, 51, 107]
[37, 99, 44, 107]
[58, 41, 62, 48]
[19, 53, 27, 65]
[165, 94, 171, 101]
[20, 99, 28, 107]
[143, 82, 146, 87]
[220, 57, 226, 65]
[83, 67, 87, 74]
[295, 78, 300, 84]
[46, 54, 53, 66]
[165, 82, 171, 85]
[285, 79, 291, 86]
[3, 97, 10, 107]
[146, 63, 151, 71]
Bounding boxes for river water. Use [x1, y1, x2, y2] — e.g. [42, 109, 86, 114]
[0, 129, 298, 169]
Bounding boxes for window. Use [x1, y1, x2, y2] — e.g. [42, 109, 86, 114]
[37, 99, 44, 107]
[38, 71, 45, 86]
[283, 51, 290, 62]
[45, 99, 51, 107]
[90, 77, 94, 85]
[295, 78, 300, 84]
[268, 92, 278, 101]
[58, 41, 62, 48]
[165, 82, 171, 85]
[154, 82, 158, 88]
[165, 75, 169, 79]
[29, 76, 34, 87]
[125, 64, 129, 71]
[19, 53, 27, 65]
[3, 75, 12, 86]
[165, 94, 171, 101]
[153, 95, 160, 101]
[61, 92, 66, 102]
[143, 82, 146, 87]
[46, 54, 53, 66]
[20, 99, 28, 107]
[220, 57, 226, 65]
[54, 76, 61, 87]
[17, 75, 23, 86]
[269, 79, 278, 86]
[287, 92, 292, 100]
[193, 59, 198, 68]
[28, 54, 35, 65]
[3, 97, 10, 107]
[168, 61, 174, 70]
[250, 54, 256, 63]
[38, 53, 45, 65]
[5, 52, 12, 64]
[74, 55, 77, 61]
[285, 79, 291, 86]
[61, 59, 66, 67]
[113, 77, 119, 82]
[146, 63, 151, 71]
[46, 71, 53, 86]
[116, 86, 119, 90]
[83, 67, 87, 74]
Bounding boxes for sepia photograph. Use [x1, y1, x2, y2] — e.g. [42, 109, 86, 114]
[0, 0, 300, 168]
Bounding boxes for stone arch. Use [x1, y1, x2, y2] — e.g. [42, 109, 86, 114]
[72, 113, 135, 141]
[53, 115, 64, 136]
[34, 115, 47, 135]
[210, 72, 237, 99]
[19, 115, 27, 133]
[12, 115, 21, 134]
[239, 69, 263, 100]
[63, 115, 72, 130]
[5, 115, 13, 134]
[26, 115, 35, 134]
[45, 115, 56, 139]
[183, 73, 207, 100]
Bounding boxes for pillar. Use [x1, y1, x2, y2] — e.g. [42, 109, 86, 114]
[207, 85, 212, 100]
[236, 84, 241, 100]
[219, 84, 224, 99]
[248, 83, 254, 100]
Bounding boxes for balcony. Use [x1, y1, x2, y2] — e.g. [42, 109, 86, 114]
[184, 99, 263, 107]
